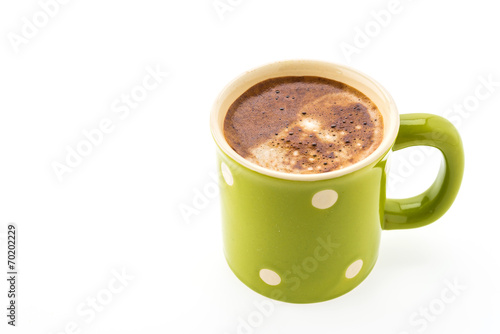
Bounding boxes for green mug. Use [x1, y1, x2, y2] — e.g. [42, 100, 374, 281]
[210, 60, 464, 303]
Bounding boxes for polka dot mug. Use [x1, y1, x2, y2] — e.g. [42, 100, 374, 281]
[210, 60, 464, 303]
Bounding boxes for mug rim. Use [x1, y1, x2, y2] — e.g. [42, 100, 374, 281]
[210, 59, 399, 181]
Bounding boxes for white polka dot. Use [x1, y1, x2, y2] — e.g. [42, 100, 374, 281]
[312, 189, 338, 209]
[221, 162, 233, 186]
[259, 269, 281, 286]
[345, 259, 363, 279]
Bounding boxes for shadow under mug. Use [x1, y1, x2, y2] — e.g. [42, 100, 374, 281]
[210, 60, 464, 303]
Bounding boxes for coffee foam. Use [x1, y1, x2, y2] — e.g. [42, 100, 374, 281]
[224, 77, 384, 174]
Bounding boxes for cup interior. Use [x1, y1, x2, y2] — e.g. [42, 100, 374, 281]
[210, 60, 399, 181]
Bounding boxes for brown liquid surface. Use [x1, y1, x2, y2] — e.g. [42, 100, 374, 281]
[224, 76, 384, 174]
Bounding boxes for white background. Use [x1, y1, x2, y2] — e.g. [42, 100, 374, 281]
[1, 0, 499, 333]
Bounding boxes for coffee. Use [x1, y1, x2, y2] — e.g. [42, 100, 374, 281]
[223, 76, 384, 174]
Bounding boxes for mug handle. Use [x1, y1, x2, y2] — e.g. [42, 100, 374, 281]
[383, 113, 465, 230]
